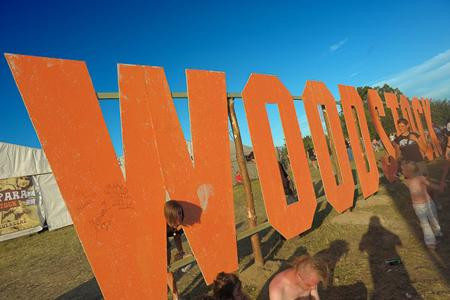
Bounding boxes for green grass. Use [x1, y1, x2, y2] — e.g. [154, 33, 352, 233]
[1, 157, 449, 299]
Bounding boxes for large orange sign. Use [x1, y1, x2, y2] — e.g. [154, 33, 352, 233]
[5, 54, 440, 299]
[242, 74, 316, 239]
[303, 81, 355, 212]
[339, 85, 379, 198]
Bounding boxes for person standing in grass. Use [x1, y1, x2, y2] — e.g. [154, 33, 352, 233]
[307, 148, 318, 170]
[402, 162, 443, 250]
[245, 151, 295, 197]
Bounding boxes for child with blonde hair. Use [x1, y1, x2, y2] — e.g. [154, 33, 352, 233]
[269, 254, 328, 300]
[402, 162, 443, 249]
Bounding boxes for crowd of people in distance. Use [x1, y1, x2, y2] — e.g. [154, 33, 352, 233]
[164, 117, 449, 299]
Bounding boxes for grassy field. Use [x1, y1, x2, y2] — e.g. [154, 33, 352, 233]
[0, 158, 449, 299]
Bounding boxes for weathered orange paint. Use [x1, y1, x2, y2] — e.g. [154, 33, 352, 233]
[6, 54, 167, 299]
[367, 89, 397, 158]
[241, 74, 316, 239]
[381, 156, 398, 183]
[420, 98, 443, 157]
[339, 85, 379, 198]
[302, 81, 354, 212]
[122, 66, 238, 284]
[6, 53, 443, 297]
[411, 97, 434, 160]
[399, 95, 418, 132]
[384, 92, 401, 134]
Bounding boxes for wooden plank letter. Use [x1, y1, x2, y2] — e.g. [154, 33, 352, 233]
[302, 81, 354, 212]
[420, 98, 442, 157]
[339, 85, 379, 198]
[6, 54, 167, 299]
[367, 89, 397, 158]
[242, 74, 316, 239]
[119, 66, 238, 284]
[399, 95, 418, 132]
[411, 97, 434, 160]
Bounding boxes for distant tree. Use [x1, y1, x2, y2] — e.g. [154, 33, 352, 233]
[279, 135, 314, 166]
[429, 99, 450, 127]
[302, 135, 314, 150]
[338, 84, 450, 141]
[279, 141, 288, 165]
[338, 84, 403, 140]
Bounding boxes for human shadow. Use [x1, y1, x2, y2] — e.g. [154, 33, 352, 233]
[383, 161, 450, 285]
[314, 240, 349, 288]
[359, 216, 420, 299]
[321, 281, 368, 300]
[55, 277, 103, 300]
[315, 240, 368, 299]
[313, 179, 325, 198]
[178, 270, 210, 299]
[310, 201, 333, 231]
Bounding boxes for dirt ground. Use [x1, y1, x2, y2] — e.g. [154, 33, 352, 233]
[0, 159, 449, 299]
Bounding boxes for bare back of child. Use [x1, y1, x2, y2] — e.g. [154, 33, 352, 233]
[402, 162, 443, 249]
[404, 175, 430, 205]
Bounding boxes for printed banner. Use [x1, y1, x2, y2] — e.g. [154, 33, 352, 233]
[0, 176, 43, 241]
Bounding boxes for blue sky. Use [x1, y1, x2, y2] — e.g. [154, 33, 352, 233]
[1, 0, 449, 156]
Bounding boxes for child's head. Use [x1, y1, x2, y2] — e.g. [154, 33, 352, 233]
[164, 200, 184, 229]
[213, 272, 246, 300]
[293, 254, 329, 290]
[401, 162, 418, 178]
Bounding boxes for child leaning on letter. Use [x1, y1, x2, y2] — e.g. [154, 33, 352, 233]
[165, 200, 186, 300]
[165, 200, 186, 263]
[402, 162, 443, 249]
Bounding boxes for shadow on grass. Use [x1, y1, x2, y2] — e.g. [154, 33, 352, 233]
[55, 278, 102, 300]
[383, 160, 450, 286]
[237, 227, 284, 273]
[178, 270, 209, 299]
[317, 240, 368, 300]
[359, 216, 419, 299]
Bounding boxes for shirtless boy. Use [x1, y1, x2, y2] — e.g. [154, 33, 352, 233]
[269, 254, 328, 300]
[402, 162, 443, 249]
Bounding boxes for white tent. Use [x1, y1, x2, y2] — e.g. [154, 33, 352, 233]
[0, 142, 72, 239]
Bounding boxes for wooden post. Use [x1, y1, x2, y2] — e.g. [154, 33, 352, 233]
[227, 97, 264, 266]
